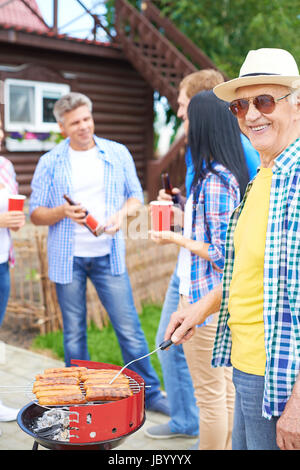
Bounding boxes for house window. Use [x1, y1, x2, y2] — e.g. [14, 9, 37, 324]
[4, 79, 70, 132]
[4, 79, 70, 152]
[9, 84, 35, 125]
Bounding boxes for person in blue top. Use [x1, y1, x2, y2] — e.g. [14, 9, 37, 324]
[145, 70, 260, 441]
[29, 92, 170, 416]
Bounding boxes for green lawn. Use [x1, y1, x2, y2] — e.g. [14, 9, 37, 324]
[32, 303, 165, 387]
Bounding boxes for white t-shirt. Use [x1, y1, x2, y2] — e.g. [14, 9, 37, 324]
[0, 187, 10, 263]
[177, 194, 193, 296]
[69, 146, 112, 257]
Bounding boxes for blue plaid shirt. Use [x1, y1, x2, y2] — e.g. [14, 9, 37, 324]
[30, 136, 144, 283]
[212, 137, 300, 419]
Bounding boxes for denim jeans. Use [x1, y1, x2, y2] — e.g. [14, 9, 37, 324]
[232, 368, 280, 450]
[55, 255, 162, 407]
[156, 270, 199, 436]
[0, 261, 10, 326]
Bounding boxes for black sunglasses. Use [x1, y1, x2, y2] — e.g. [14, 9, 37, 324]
[229, 93, 291, 118]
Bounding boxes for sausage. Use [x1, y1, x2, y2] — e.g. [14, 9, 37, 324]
[38, 394, 86, 406]
[33, 383, 81, 391]
[85, 387, 132, 401]
[83, 380, 130, 390]
[35, 372, 81, 380]
[34, 385, 81, 397]
[80, 372, 127, 382]
[33, 377, 80, 390]
[82, 376, 129, 385]
[43, 367, 87, 375]
[81, 369, 121, 376]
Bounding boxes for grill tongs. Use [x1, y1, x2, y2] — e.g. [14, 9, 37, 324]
[109, 339, 173, 385]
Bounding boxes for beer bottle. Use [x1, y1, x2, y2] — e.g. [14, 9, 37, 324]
[161, 173, 184, 210]
[161, 173, 184, 232]
[63, 194, 105, 237]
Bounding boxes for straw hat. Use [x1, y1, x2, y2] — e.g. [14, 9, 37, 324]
[214, 48, 300, 102]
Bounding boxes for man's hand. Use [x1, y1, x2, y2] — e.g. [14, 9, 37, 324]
[276, 378, 300, 450]
[164, 284, 222, 345]
[63, 202, 87, 225]
[164, 306, 197, 345]
[0, 211, 26, 231]
[104, 197, 142, 236]
[104, 210, 124, 235]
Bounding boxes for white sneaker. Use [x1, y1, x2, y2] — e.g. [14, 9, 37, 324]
[0, 403, 19, 422]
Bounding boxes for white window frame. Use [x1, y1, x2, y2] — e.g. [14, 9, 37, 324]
[4, 78, 70, 132]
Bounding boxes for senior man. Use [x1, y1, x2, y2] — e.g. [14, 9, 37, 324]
[30, 92, 169, 415]
[164, 48, 300, 450]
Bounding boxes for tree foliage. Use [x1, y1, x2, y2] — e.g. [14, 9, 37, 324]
[107, 0, 300, 146]
[154, 0, 300, 78]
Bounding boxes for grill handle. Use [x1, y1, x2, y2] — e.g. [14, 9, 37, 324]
[109, 339, 174, 384]
[158, 339, 173, 350]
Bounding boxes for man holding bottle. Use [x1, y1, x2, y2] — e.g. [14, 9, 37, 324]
[29, 92, 170, 416]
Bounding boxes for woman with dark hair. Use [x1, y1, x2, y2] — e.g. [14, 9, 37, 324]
[150, 90, 251, 449]
[188, 90, 250, 197]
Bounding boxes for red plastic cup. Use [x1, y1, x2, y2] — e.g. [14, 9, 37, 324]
[150, 201, 173, 231]
[8, 194, 26, 211]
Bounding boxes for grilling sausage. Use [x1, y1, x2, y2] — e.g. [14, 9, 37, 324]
[82, 376, 129, 385]
[83, 382, 130, 391]
[43, 367, 87, 375]
[33, 377, 80, 389]
[38, 394, 86, 406]
[36, 371, 81, 380]
[80, 369, 121, 377]
[33, 382, 80, 391]
[85, 387, 132, 401]
[34, 385, 82, 397]
[80, 372, 128, 382]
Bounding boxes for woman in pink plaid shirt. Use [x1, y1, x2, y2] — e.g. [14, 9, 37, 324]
[0, 117, 25, 426]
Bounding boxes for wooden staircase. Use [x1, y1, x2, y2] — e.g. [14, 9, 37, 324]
[115, 0, 220, 200]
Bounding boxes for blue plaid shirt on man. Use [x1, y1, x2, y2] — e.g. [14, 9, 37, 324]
[30, 136, 144, 284]
[212, 137, 300, 419]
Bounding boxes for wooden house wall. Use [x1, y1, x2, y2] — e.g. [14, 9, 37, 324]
[0, 43, 154, 195]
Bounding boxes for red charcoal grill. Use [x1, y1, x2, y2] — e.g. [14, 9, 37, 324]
[17, 359, 146, 450]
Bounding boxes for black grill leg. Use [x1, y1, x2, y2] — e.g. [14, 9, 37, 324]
[32, 441, 39, 450]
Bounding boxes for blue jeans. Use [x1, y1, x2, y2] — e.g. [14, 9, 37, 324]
[232, 368, 279, 450]
[55, 255, 162, 407]
[156, 270, 199, 436]
[0, 261, 10, 326]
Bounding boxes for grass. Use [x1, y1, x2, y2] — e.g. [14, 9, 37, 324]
[32, 303, 164, 387]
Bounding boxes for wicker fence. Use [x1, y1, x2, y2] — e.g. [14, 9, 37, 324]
[6, 216, 178, 335]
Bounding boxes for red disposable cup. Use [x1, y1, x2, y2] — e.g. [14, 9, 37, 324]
[150, 201, 173, 231]
[8, 194, 26, 211]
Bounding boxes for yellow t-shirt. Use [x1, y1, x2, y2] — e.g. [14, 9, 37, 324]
[227, 167, 273, 376]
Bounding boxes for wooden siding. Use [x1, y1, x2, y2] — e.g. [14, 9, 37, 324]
[0, 42, 154, 195]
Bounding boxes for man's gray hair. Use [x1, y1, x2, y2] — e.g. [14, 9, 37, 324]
[288, 87, 300, 105]
[53, 92, 93, 122]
